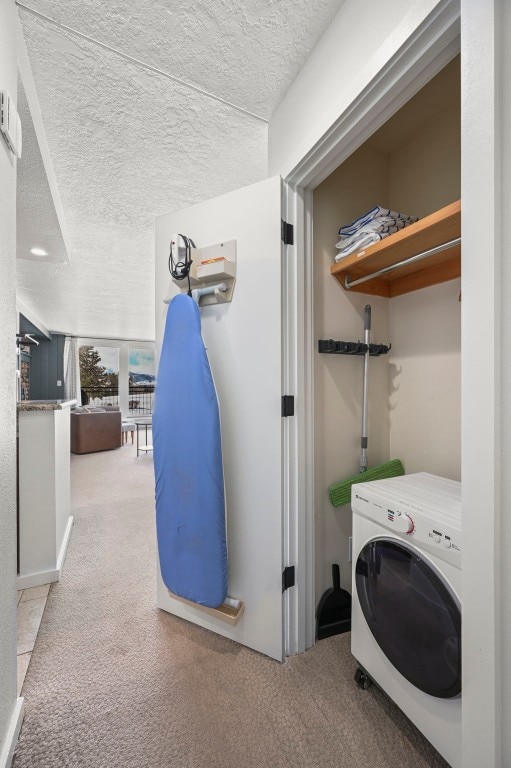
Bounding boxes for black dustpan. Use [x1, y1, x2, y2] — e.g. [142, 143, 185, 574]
[316, 563, 352, 640]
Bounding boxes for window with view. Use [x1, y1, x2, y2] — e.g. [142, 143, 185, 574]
[129, 348, 155, 416]
[79, 346, 120, 408]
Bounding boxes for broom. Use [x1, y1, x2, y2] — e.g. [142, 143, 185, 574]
[329, 305, 404, 507]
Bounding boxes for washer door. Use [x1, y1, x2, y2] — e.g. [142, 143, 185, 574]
[355, 538, 461, 698]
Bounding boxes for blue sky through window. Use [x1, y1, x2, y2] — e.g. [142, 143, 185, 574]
[93, 346, 119, 374]
[129, 348, 155, 383]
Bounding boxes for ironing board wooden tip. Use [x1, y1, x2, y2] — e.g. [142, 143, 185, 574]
[168, 590, 245, 626]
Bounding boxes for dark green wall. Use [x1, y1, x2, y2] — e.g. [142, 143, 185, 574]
[29, 333, 65, 400]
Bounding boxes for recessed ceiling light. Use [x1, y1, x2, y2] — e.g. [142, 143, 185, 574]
[30, 247, 48, 257]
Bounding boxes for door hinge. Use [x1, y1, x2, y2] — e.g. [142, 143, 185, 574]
[282, 565, 296, 592]
[281, 395, 295, 417]
[281, 220, 294, 245]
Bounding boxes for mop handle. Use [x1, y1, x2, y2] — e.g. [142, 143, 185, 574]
[360, 305, 371, 473]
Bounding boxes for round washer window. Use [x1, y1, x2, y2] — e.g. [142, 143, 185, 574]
[355, 538, 461, 698]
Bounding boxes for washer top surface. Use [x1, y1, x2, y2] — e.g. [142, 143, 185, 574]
[353, 472, 461, 528]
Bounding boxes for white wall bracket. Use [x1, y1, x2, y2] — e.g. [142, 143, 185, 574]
[170, 238, 237, 307]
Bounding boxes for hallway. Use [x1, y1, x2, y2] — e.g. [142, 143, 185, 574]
[13, 445, 447, 767]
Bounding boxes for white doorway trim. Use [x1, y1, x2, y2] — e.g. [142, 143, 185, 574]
[459, 2, 502, 765]
[281, 0, 461, 653]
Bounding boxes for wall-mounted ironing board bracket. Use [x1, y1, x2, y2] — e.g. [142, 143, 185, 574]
[167, 238, 237, 307]
[168, 590, 245, 626]
[318, 340, 391, 357]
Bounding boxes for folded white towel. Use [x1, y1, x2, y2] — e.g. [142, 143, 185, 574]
[335, 232, 383, 261]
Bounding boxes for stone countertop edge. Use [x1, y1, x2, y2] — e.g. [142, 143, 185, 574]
[17, 399, 78, 411]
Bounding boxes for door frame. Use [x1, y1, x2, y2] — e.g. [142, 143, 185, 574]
[281, 0, 461, 651]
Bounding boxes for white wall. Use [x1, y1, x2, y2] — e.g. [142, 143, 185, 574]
[268, 0, 449, 177]
[388, 105, 460, 216]
[387, 74, 461, 479]
[0, 0, 22, 762]
[389, 280, 461, 478]
[313, 145, 390, 601]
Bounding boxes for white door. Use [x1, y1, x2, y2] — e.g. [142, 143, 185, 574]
[154, 176, 286, 661]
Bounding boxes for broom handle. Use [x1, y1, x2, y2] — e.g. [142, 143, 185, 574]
[360, 305, 371, 473]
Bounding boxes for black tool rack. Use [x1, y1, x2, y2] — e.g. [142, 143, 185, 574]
[318, 340, 391, 356]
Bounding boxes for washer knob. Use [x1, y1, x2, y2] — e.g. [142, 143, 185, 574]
[394, 511, 414, 534]
[444, 540, 452, 549]
[432, 534, 441, 543]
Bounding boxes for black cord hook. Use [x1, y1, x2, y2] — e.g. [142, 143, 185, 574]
[168, 234, 196, 297]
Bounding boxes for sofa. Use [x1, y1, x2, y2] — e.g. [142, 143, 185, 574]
[70, 407, 122, 454]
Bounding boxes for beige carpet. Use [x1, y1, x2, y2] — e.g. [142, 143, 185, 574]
[14, 444, 448, 767]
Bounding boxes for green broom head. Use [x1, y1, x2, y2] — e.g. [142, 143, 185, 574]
[329, 458, 405, 507]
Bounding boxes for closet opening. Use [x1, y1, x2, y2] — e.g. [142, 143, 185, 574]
[311, 55, 461, 620]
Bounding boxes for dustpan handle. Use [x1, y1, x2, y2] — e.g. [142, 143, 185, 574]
[361, 305, 371, 472]
[332, 563, 341, 590]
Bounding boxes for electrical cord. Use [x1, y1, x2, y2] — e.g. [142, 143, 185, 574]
[168, 234, 196, 296]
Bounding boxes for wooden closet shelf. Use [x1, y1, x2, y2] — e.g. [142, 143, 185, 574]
[330, 200, 461, 298]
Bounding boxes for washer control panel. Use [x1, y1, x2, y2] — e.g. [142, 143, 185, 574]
[352, 474, 461, 569]
[387, 509, 415, 534]
[428, 528, 460, 552]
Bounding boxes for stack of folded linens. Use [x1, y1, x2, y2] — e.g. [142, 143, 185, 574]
[335, 205, 418, 263]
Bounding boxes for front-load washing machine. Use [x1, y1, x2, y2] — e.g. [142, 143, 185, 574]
[351, 472, 461, 768]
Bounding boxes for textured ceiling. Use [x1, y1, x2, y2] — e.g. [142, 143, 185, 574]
[15, 0, 343, 340]
[18, 0, 342, 119]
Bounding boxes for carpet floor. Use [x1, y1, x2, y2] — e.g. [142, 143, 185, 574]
[13, 444, 448, 767]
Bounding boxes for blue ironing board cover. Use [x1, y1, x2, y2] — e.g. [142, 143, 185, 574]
[153, 293, 228, 608]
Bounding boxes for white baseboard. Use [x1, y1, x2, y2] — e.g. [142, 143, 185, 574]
[16, 516, 74, 590]
[0, 698, 24, 768]
[56, 515, 74, 573]
[16, 569, 59, 590]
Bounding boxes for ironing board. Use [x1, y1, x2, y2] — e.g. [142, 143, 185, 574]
[153, 293, 228, 608]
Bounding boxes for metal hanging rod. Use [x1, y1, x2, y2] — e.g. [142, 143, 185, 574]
[192, 282, 227, 304]
[344, 237, 462, 290]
